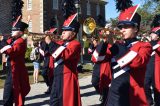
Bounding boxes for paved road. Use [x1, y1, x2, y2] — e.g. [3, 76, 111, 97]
[0, 75, 101, 106]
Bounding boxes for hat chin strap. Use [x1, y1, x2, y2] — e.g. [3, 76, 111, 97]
[12, 31, 23, 37]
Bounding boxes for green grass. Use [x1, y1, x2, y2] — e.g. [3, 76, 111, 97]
[0, 62, 93, 89]
[0, 65, 2, 70]
[0, 79, 4, 88]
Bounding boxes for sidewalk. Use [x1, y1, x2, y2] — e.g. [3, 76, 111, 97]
[0, 75, 101, 106]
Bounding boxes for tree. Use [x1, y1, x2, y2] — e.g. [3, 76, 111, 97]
[137, 0, 160, 34]
[109, 18, 118, 28]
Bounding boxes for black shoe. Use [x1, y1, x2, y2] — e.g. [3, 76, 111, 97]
[99, 95, 105, 106]
[99, 95, 103, 102]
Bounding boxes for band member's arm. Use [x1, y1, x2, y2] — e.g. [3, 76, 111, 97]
[0, 38, 26, 57]
[39, 41, 58, 57]
[91, 41, 109, 62]
[48, 41, 59, 55]
[0, 38, 8, 50]
[40, 41, 47, 50]
[39, 41, 46, 56]
[60, 41, 81, 61]
[128, 42, 152, 68]
[88, 43, 96, 55]
[155, 41, 160, 54]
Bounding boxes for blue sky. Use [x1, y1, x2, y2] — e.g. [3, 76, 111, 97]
[105, 0, 143, 20]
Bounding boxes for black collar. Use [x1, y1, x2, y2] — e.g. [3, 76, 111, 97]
[124, 38, 138, 47]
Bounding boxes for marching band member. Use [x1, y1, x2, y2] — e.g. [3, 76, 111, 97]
[144, 14, 160, 106]
[91, 34, 112, 105]
[92, 5, 152, 106]
[39, 28, 58, 94]
[50, 13, 82, 106]
[0, 21, 30, 106]
[88, 36, 99, 55]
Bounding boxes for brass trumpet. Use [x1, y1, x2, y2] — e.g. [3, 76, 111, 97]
[28, 32, 60, 42]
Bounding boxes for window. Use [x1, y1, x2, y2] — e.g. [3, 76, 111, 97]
[27, 0, 32, 10]
[28, 20, 32, 32]
[87, 2, 91, 15]
[96, 4, 100, 16]
[53, 0, 58, 10]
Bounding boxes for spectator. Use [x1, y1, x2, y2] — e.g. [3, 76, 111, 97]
[30, 41, 41, 83]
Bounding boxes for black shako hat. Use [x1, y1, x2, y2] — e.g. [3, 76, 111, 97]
[62, 13, 80, 33]
[117, 4, 141, 29]
[150, 14, 160, 36]
[12, 21, 28, 32]
[151, 27, 160, 36]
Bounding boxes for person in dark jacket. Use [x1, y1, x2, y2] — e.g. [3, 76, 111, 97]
[39, 28, 58, 94]
[144, 14, 160, 106]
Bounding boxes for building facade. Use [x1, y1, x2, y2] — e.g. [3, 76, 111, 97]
[0, 0, 12, 34]
[22, 0, 107, 34]
[0, 0, 12, 65]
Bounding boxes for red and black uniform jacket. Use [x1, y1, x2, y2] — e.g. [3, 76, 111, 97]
[93, 38, 152, 106]
[39, 41, 58, 78]
[91, 41, 112, 94]
[50, 39, 82, 106]
[150, 41, 160, 92]
[0, 37, 30, 106]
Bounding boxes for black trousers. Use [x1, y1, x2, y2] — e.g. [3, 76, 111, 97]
[144, 76, 154, 105]
[153, 88, 160, 106]
[50, 65, 63, 106]
[41, 68, 50, 86]
[3, 66, 13, 106]
[3, 65, 25, 106]
[144, 76, 160, 106]
[91, 64, 100, 94]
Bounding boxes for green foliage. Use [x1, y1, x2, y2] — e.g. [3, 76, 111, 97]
[83, 40, 90, 48]
[137, 8, 153, 34]
[137, 1, 160, 34]
[25, 47, 32, 61]
[109, 18, 118, 28]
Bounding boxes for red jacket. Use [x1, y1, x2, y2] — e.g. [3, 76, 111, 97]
[51, 40, 82, 106]
[92, 40, 152, 106]
[154, 41, 160, 92]
[91, 43, 112, 93]
[5, 37, 30, 106]
[128, 42, 151, 106]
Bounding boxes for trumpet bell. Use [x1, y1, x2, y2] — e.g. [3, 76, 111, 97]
[83, 17, 96, 34]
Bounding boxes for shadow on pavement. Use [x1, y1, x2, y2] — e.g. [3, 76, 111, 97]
[25, 99, 49, 106]
[25, 93, 49, 101]
[80, 84, 93, 90]
[81, 90, 98, 97]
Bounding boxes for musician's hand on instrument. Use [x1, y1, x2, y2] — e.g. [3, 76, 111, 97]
[45, 36, 51, 44]
[103, 37, 108, 43]
[93, 39, 99, 47]
[45, 30, 50, 34]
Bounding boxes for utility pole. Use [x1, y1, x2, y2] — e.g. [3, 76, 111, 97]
[75, 1, 84, 64]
